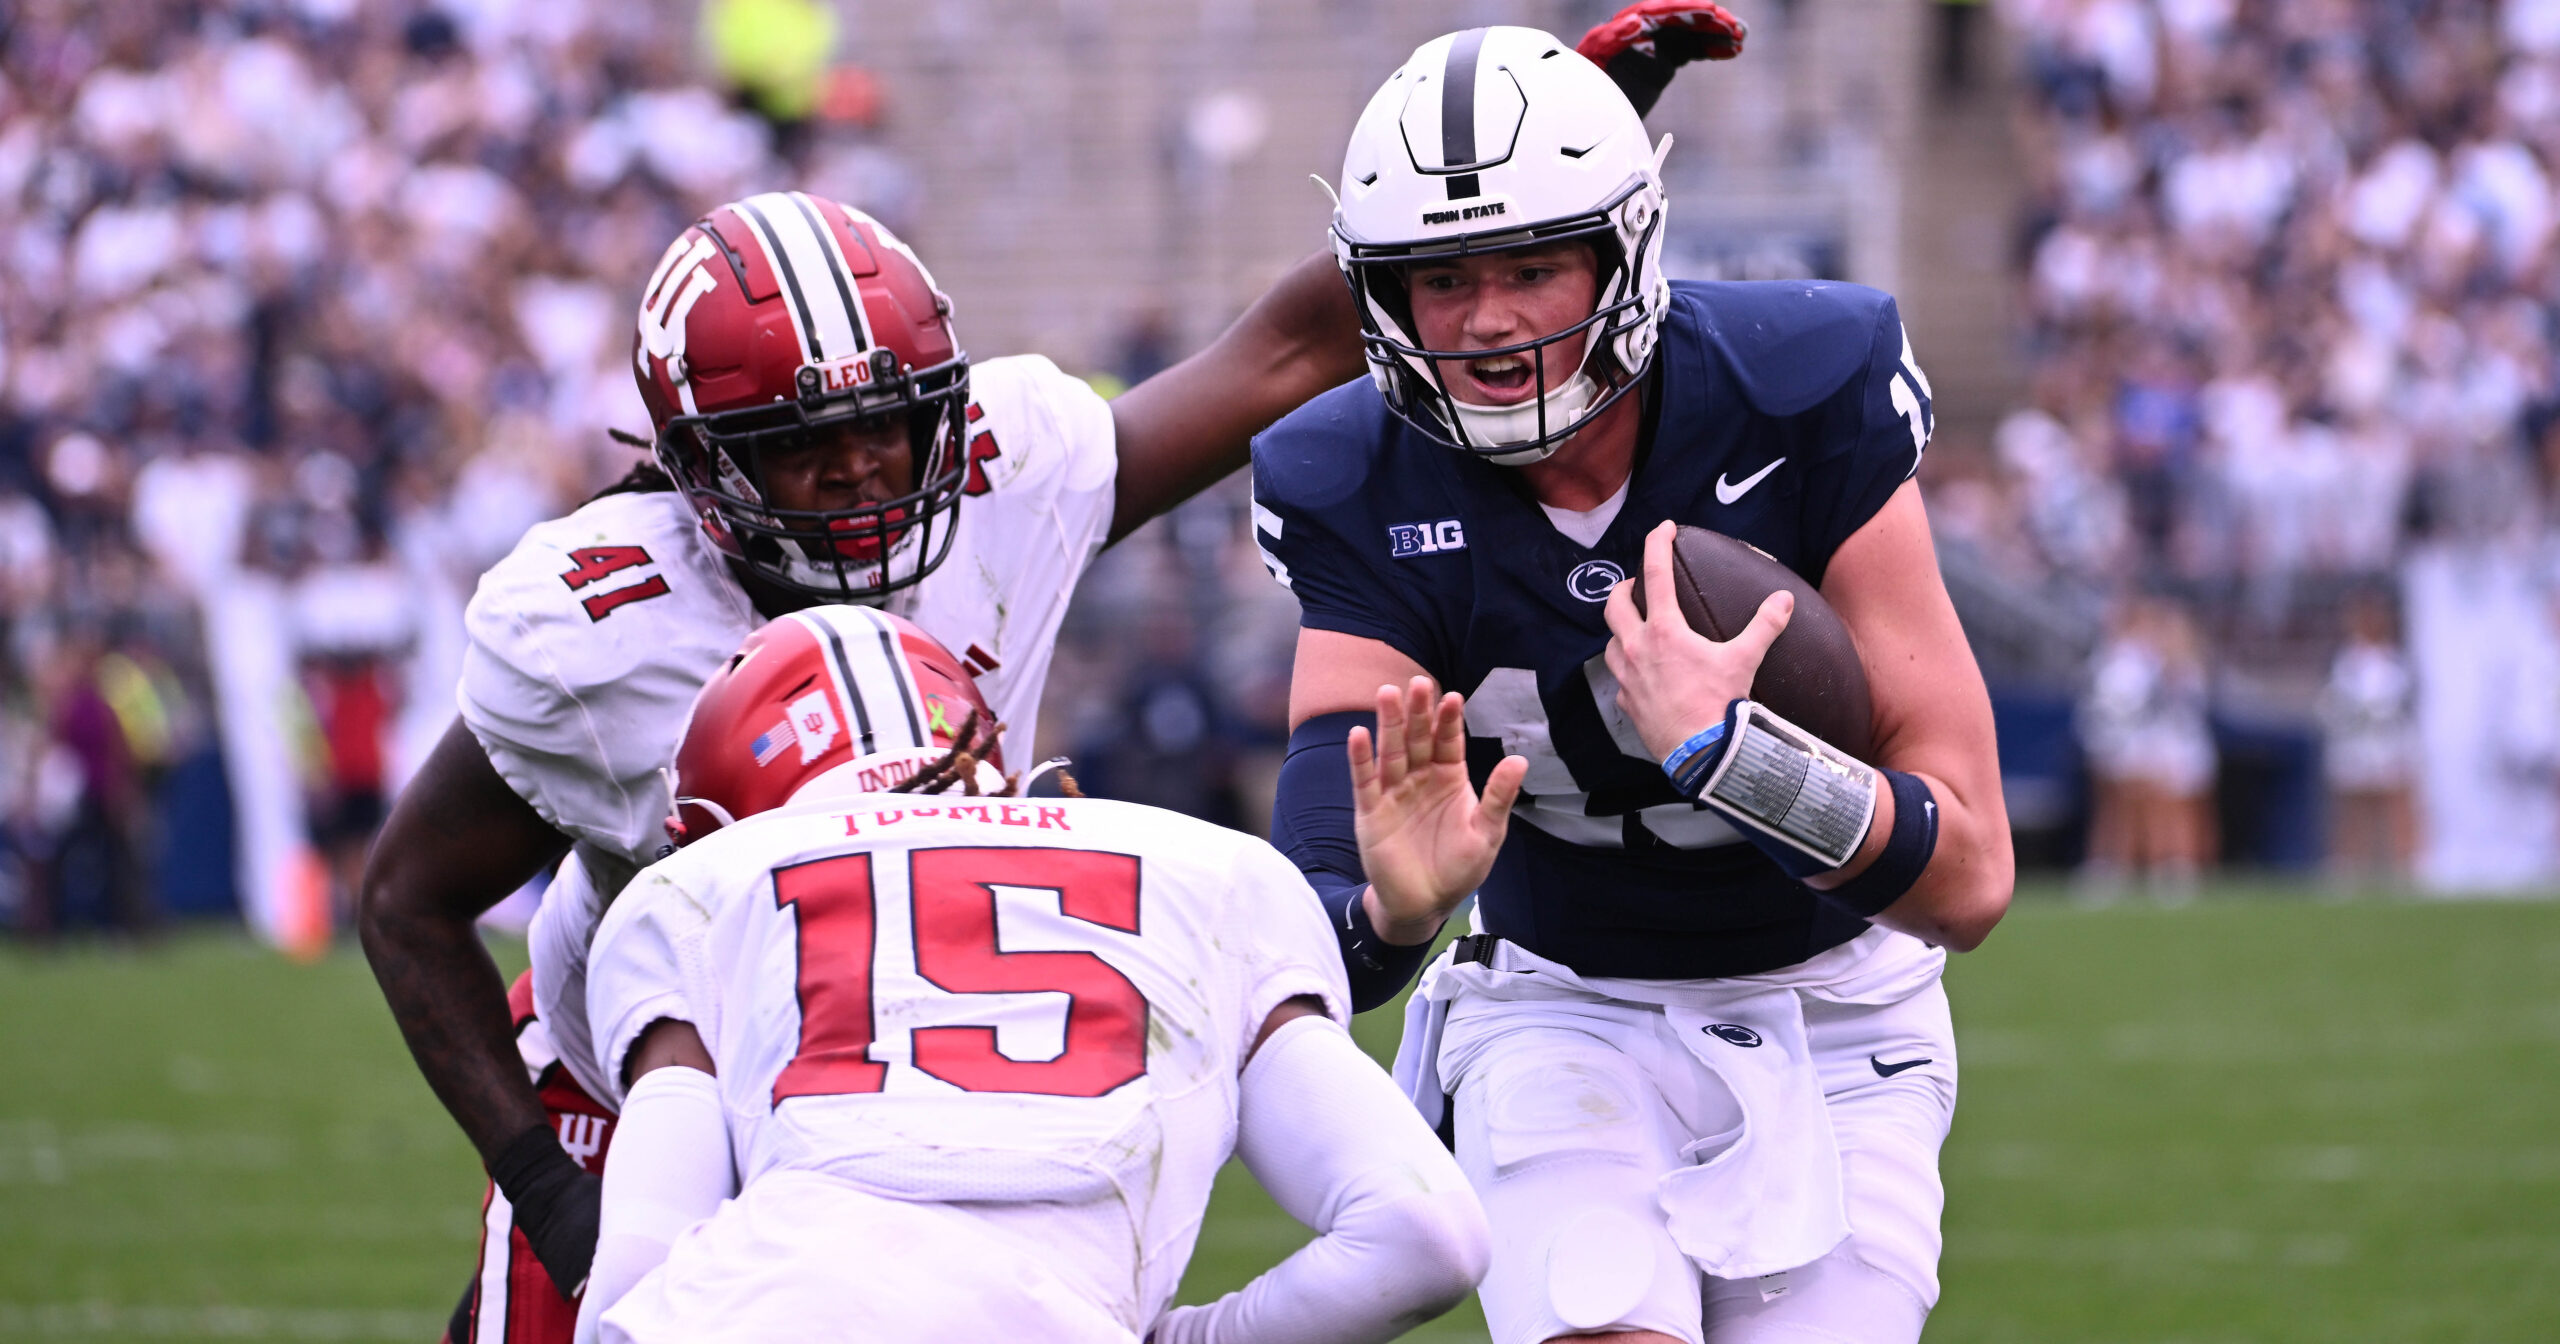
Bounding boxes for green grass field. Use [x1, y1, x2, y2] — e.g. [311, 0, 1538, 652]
[5, 890, 2556, 1342]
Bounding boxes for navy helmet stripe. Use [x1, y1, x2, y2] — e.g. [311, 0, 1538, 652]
[1441, 27, 1486, 199]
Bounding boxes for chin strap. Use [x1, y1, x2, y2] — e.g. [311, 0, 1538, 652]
[1446, 370, 1602, 464]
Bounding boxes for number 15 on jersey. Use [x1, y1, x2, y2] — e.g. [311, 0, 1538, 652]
[771, 845, 1152, 1105]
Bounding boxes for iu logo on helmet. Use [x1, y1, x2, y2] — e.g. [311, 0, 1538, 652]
[636, 235, 719, 387]
[787, 691, 839, 764]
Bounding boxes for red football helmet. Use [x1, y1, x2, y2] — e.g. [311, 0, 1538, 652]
[635, 192, 970, 603]
[665, 605, 1002, 847]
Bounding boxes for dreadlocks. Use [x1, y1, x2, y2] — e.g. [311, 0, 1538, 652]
[885, 708, 1087, 799]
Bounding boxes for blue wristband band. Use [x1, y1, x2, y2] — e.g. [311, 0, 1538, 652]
[1662, 718, 1731, 797]
[1819, 768, 1940, 918]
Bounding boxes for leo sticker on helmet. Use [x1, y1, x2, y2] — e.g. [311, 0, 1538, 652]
[800, 352, 879, 399]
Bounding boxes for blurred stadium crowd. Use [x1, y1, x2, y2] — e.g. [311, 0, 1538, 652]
[1944, 0, 2560, 890]
[1987, 0, 2559, 596]
[6, 0, 2559, 940]
[0, 0, 913, 937]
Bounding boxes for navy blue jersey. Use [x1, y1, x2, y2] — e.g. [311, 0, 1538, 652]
[1252, 280, 1932, 979]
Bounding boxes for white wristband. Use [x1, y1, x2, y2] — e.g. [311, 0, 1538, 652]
[1695, 700, 1878, 870]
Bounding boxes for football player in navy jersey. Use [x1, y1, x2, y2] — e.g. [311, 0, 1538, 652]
[1253, 25, 2013, 1344]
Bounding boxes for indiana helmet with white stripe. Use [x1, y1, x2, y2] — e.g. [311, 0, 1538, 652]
[664, 605, 1004, 847]
[635, 192, 970, 603]
[1332, 26, 1671, 465]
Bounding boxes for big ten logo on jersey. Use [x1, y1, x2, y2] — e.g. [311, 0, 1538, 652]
[1387, 518, 1466, 559]
[558, 546, 672, 621]
[961, 403, 1003, 496]
[770, 846, 1148, 1104]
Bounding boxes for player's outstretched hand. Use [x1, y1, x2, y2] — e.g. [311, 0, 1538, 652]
[1577, 0, 1749, 117]
[1604, 520, 1791, 763]
[1350, 676, 1527, 946]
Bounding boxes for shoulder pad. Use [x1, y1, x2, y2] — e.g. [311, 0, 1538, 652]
[960, 354, 1119, 503]
[1250, 379, 1395, 514]
[1674, 280, 1896, 418]
[463, 492, 747, 697]
[458, 492, 756, 858]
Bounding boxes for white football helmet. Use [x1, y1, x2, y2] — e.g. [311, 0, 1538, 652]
[1332, 26, 1672, 465]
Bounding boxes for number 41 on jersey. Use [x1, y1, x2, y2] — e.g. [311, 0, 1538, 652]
[559, 546, 672, 621]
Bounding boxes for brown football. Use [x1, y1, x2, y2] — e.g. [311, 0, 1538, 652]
[1628, 525, 1875, 761]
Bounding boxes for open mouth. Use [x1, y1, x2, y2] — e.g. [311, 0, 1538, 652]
[1464, 353, 1537, 401]
[827, 506, 908, 561]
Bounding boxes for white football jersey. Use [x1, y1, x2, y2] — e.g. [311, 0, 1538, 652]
[587, 790, 1350, 1334]
[460, 353, 1116, 1103]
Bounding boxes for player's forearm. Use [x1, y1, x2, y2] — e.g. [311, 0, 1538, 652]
[1154, 1016, 1486, 1344]
[1842, 670, 2014, 950]
[1867, 769, 2012, 951]
[1216, 249, 1368, 401]
[1801, 752, 2009, 950]
[359, 895, 551, 1159]
[358, 717, 574, 1158]
[575, 1066, 733, 1344]
[1107, 252, 1364, 541]
[1275, 712, 1442, 1011]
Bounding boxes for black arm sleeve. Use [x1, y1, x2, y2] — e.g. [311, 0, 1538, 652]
[1270, 710, 1441, 1013]
[1604, 51, 1676, 118]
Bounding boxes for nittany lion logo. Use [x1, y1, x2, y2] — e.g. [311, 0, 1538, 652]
[1566, 559, 1625, 603]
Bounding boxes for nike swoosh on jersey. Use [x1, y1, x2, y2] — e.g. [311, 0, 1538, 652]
[1715, 456, 1787, 505]
[1870, 1055, 1932, 1077]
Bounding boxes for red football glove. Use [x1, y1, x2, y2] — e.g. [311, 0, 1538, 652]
[1576, 1, 1750, 117]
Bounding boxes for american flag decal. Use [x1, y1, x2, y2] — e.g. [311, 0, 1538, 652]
[751, 721, 793, 767]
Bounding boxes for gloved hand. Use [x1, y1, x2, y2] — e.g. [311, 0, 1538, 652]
[1576, 0, 1750, 117]
[489, 1122, 604, 1299]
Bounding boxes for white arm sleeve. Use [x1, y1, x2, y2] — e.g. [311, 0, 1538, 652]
[571, 1066, 736, 1344]
[1150, 1016, 1488, 1344]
